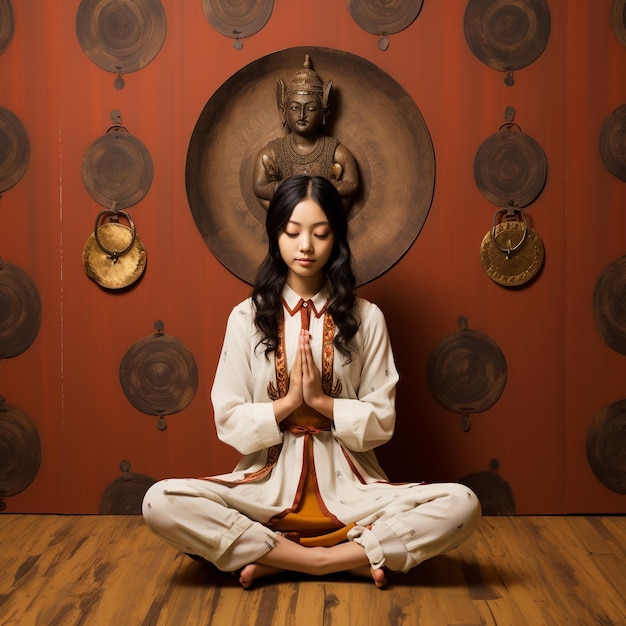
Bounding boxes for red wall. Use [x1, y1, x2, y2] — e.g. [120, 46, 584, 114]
[1, 0, 624, 514]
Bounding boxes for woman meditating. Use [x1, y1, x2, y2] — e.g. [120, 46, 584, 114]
[142, 175, 481, 589]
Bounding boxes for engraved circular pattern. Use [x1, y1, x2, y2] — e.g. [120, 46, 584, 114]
[82, 222, 147, 289]
[0, 106, 30, 193]
[0, 0, 15, 55]
[82, 130, 154, 209]
[464, 0, 551, 72]
[593, 255, 626, 355]
[427, 328, 508, 415]
[474, 126, 547, 207]
[480, 221, 544, 287]
[0, 260, 41, 359]
[346, 0, 423, 35]
[202, 0, 273, 39]
[0, 403, 41, 498]
[186, 46, 435, 286]
[586, 400, 626, 494]
[76, 0, 167, 74]
[99, 470, 156, 514]
[119, 332, 198, 416]
[599, 104, 626, 183]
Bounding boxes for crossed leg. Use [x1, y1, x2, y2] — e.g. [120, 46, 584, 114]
[238, 534, 387, 589]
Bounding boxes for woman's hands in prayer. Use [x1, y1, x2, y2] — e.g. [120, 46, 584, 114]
[273, 330, 334, 423]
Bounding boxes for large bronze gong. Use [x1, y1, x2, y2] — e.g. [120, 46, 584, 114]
[586, 400, 626, 495]
[612, 0, 626, 48]
[464, 0, 551, 85]
[0, 106, 29, 193]
[427, 317, 507, 431]
[185, 46, 435, 286]
[460, 460, 515, 515]
[76, 0, 167, 84]
[0, 260, 41, 359]
[593, 255, 626, 355]
[0, 398, 41, 509]
[119, 320, 198, 430]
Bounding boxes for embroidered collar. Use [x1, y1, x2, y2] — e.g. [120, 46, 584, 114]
[281, 283, 331, 318]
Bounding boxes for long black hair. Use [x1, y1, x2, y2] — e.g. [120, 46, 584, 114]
[252, 175, 359, 360]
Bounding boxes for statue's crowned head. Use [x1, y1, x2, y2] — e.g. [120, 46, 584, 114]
[277, 55, 333, 124]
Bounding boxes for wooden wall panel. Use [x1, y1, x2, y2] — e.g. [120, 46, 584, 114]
[0, 0, 624, 514]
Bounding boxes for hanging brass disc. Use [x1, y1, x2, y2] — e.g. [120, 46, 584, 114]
[464, 0, 551, 73]
[186, 46, 435, 286]
[474, 124, 547, 207]
[0, 0, 15, 55]
[593, 255, 626, 355]
[427, 318, 507, 416]
[346, 0, 423, 35]
[76, 0, 167, 74]
[0, 260, 42, 359]
[82, 222, 147, 289]
[599, 104, 626, 183]
[586, 400, 626, 494]
[480, 220, 544, 287]
[0, 398, 41, 499]
[202, 0, 273, 41]
[0, 106, 30, 193]
[119, 323, 198, 417]
[612, 0, 626, 47]
[99, 460, 156, 514]
[82, 126, 154, 209]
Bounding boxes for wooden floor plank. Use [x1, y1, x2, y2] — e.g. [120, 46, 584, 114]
[0, 515, 624, 626]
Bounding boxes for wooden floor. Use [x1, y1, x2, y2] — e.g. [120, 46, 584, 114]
[0, 514, 624, 626]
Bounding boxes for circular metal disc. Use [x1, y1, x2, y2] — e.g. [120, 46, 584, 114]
[119, 331, 198, 416]
[480, 221, 544, 287]
[76, 0, 167, 74]
[427, 326, 508, 415]
[186, 46, 435, 286]
[599, 104, 626, 183]
[459, 470, 515, 515]
[586, 399, 626, 494]
[82, 223, 147, 289]
[612, 0, 626, 47]
[0, 106, 30, 193]
[346, 0, 423, 35]
[82, 129, 154, 208]
[474, 126, 547, 207]
[0, 401, 41, 498]
[0, 0, 15, 55]
[99, 462, 156, 514]
[202, 0, 273, 40]
[464, 0, 551, 72]
[0, 260, 42, 359]
[593, 255, 626, 355]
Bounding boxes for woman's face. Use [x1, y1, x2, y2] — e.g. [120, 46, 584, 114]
[278, 198, 335, 289]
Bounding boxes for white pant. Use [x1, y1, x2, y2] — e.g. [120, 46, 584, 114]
[142, 478, 481, 573]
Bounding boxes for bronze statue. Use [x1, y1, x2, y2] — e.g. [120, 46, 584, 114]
[252, 55, 359, 208]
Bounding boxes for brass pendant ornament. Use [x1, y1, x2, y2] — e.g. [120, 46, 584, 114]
[82, 208, 147, 289]
[480, 207, 544, 287]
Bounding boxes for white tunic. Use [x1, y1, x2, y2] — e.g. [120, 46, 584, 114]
[208, 284, 403, 525]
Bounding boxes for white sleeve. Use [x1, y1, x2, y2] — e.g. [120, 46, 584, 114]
[332, 302, 399, 452]
[210, 302, 283, 455]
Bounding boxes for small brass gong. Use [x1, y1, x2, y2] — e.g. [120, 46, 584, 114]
[480, 210, 544, 287]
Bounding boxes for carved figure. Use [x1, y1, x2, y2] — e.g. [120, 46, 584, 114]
[253, 55, 359, 208]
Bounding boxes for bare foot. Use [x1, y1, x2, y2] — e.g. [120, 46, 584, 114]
[348, 565, 387, 589]
[239, 563, 284, 589]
